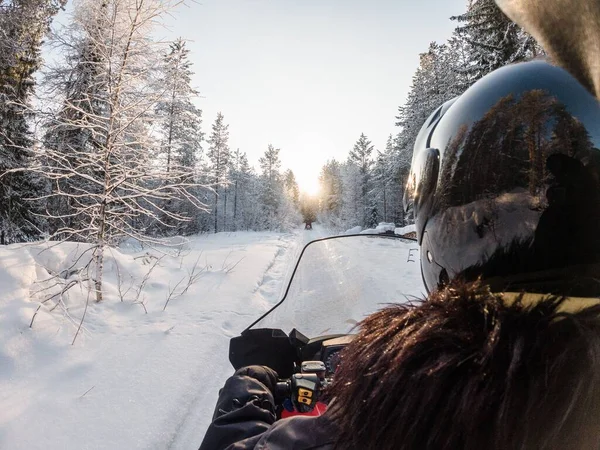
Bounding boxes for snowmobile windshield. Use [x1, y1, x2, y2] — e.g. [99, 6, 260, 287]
[249, 234, 424, 337]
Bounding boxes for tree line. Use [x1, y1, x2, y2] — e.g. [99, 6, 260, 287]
[0, 0, 300, 248]
[311, 0, 543, 232]
[0, 0, 543, 297]
[0, 0, 300, 300]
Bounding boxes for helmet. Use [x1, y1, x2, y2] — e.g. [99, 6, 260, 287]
[405, 60, 600, 296]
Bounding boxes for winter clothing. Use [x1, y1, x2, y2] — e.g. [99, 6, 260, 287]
[199, 366, 336, 450]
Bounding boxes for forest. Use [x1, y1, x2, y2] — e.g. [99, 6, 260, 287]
[0, 0, 543, 244]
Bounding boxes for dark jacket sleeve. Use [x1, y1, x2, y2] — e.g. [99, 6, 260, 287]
[199, 374, 277, 450]
[228, 415, 337, 450]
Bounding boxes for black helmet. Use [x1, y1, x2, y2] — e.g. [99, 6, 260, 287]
[405, 60, 600, 296]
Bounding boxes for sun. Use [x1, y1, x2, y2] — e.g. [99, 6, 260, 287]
[297, 174, 321, 197]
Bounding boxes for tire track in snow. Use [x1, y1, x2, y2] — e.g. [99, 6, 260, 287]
[251, 225, 332, 313]
[251, 243, 293, 311]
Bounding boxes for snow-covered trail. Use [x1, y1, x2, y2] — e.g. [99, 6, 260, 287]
[0, 228, 337, 450]
[252, 234, 425, 337]
[0, 225, 425, 450]
[172, 225, 334, 449]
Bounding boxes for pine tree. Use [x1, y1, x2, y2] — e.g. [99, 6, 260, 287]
[43, 21, 110, 237]
[227, 149, 242, 231]
[229, 149, 256, 231]
[153, 38, 204, 235]
[372, 150, 390, 222]
[447, 30, 475, 94]
[386, 134, 412, 226]
[259, 144, 282, 230]
[207, 112, 230, 233]
[396, 43, 462, 159]
[451, 0, 542, 81]
[241, 166, 261, 231]
[156, 38, 203, 175]
[283, 169, 299, 208]
[340, 162, 362, 228]
[318, 159, 343, 228]
[348, 133, 374, 226]
[0, 0, 66, 242]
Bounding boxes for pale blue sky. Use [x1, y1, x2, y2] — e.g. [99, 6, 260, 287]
[53, 0, 466, 192]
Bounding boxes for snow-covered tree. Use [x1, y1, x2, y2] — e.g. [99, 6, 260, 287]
[299, 191, 318, 225]
[318, 159, 343, 228]
[395, 43, 462, 160]
[226, 148, 246, 231]
[283, 169, 299, 209]
[279, 169, 301, 228]
[206, 112, 230, 233]
[35, 0, 205, 301]
[155, 38, 203, 175]
[386, 134, 412, 226]
[451, 0, 542, 82]
[340, 162, 362, 228]
[372, 150, 390, 223]
[0, 0, 65, 242]
[239, 167, 262, 231]
[153, 37, 204, 236]
[43, 13, 110, 237]
[259, 144, 282, 230]
[348, 133, 374, 226]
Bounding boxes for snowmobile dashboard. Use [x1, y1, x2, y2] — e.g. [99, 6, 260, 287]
[229, 328, 355, 379]
[314, 335, 355, 375]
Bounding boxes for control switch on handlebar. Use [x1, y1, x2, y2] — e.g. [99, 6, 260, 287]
[292, 373, 320, 412]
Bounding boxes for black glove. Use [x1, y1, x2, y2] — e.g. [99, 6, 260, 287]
[234, 365, 279, 393]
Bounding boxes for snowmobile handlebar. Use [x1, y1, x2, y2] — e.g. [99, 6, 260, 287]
[274, 361, 328, 414]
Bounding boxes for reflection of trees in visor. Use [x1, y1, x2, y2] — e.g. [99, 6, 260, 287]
[438, 91, 596, 210]
[434, 91, 600, 296]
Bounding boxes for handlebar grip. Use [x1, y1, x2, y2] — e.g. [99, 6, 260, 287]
[275, 381, 291, 399]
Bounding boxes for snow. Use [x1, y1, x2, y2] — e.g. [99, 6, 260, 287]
[0, 225, 423, 449]
[395, 224, 416, 235]
[253, 234, 424, 337]
[359, 222, 398, 235]
[344, 225, 363, 235]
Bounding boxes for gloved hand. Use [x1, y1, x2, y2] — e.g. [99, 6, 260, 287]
[234, 365, 279, 393]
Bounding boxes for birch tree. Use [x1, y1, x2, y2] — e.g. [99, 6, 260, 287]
[35, 0, 206, 301]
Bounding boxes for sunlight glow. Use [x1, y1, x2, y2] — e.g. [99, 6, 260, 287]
[296, 172, 321, 196]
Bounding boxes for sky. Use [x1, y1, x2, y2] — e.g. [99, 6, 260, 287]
[52, 0, 467, 194]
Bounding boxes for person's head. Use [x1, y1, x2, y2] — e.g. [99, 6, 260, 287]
[328, 281, 600, 450]
[404, 59, 600, 296]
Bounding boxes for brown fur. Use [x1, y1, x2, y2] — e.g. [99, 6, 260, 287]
[326, 281, 600, 450]
[496, 0, 600, 99]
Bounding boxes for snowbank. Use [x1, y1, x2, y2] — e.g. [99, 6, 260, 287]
[344, 226, 362, 235]
[0, 224, 424, 449]
[360, 222, 397, 235]
[395, 224, 416, 235]
[0, 232, 299, 450]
